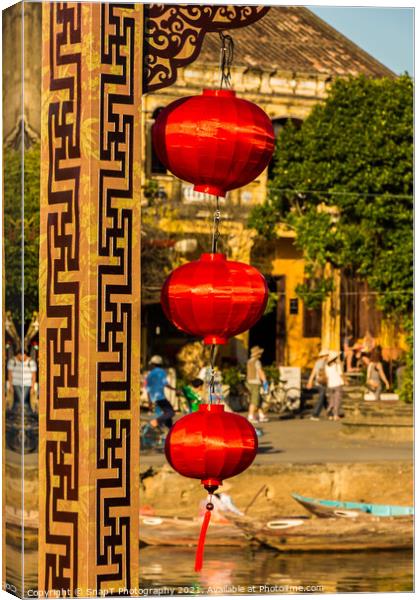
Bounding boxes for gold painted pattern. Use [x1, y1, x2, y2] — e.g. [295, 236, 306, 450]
[96, 3, 141, 592]
[39, 3, 141, 595]
[39, 2, 81, 594]
[38, 2, 268, 594]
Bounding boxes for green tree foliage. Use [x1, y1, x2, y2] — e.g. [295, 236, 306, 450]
[4, 143, 40, 328]
[141, 180, 182, 304]
[397, 317, 413, 403]
[249, 75, 413, 400]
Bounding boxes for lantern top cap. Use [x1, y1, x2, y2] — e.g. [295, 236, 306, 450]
[198, 403, 225, 413]
[202, 89, 236, 98]
[200, 253, 226, 262]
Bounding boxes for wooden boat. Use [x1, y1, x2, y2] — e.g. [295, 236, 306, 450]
[292, 493, 414, 519]
[139, 514, 249, 547]
[6, 507, 248, 550]
[228, 514, 413, 552]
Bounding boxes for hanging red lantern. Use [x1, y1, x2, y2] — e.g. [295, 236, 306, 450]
[152, 89, 275, 198]
[165, 404, 258, 492]
[161, 252, 268, 345]
[165, 403, 258, 570]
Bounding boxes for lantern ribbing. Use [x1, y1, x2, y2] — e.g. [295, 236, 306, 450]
[152, 88, 275, 198]
[160, 253, 268, 346]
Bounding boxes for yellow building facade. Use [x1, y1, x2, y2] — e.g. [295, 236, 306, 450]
[141, 7, 401, 369]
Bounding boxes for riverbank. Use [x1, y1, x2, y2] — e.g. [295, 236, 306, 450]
[139, 411, 413, 518]
[5, 412, 413, 522]
[140, 461, 413, 518]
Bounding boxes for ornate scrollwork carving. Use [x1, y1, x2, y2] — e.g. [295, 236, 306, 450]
[144, 4, 270, 92]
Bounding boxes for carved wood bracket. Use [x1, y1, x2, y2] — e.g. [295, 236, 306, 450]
[144, 4, 270, 92]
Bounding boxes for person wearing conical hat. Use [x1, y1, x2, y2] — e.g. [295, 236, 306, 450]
[325, 350, 345, 421]
[246, 346, 268, 423]
[306, 348, 329, 421]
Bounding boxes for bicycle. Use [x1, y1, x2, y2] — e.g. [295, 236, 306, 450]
[263, 379, 301, 414]
[140, 421, 166, 451]
[225, 376, 251, 412]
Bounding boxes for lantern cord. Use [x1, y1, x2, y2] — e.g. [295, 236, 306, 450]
[195, 497, 214, 572]
[219, 32, 234, 89]
[209, 344, 217, 403]
[211, 196, 221, 253]
[209, 196, 221, 404]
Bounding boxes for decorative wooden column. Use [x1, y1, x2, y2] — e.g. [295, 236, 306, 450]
[39, 3, 142, 594]
[38, 3, 269, 596]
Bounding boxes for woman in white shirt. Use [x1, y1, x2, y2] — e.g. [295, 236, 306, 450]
[325, 351, 344, 421]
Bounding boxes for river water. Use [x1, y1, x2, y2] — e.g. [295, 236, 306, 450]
[6, 545, 413, 596]
[139, 546, 413, 595]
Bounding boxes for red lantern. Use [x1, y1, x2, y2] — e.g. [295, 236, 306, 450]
[161, 253, 268, 345]
[165, 403, 258, 571]
[152, 89, 275, 198]
[165, 403, 258, 493]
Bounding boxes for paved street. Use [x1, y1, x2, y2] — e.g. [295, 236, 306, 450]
[140, 415, 413, 469]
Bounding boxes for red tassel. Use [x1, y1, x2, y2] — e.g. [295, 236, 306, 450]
[194, 508, 212, 572]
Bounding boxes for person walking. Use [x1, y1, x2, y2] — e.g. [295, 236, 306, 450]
[306, 349, 329, 420]
[366, 347, 390, 401]
[145, 355, 176, 429]
[325, 351, 345, 421]
[246, 346, 268, 423]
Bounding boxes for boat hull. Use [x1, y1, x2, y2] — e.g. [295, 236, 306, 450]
[139, 514, 248, 547]
[292, 494, 414, 519]
[230, 515, 413, 552]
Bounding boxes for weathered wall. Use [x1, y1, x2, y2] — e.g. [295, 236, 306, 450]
[271, 239, 320, 367]
[7, 460, 412, 524]
[140, 462, 413, 518]
[143, 62, 326, 210]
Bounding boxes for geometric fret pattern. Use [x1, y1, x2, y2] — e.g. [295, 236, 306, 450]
[39, 3, 141, 595]
[39, 3, 81, 594]
[96, 4, 141, 591]
[39, 3, 269, 595]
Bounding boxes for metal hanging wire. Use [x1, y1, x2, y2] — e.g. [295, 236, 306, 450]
[219, 31, 234, 89]
[208, 198, 221, 403]
[208, 344, 218, 404]
[211, 196, 221, 253]
[206, 31, 234, 403]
